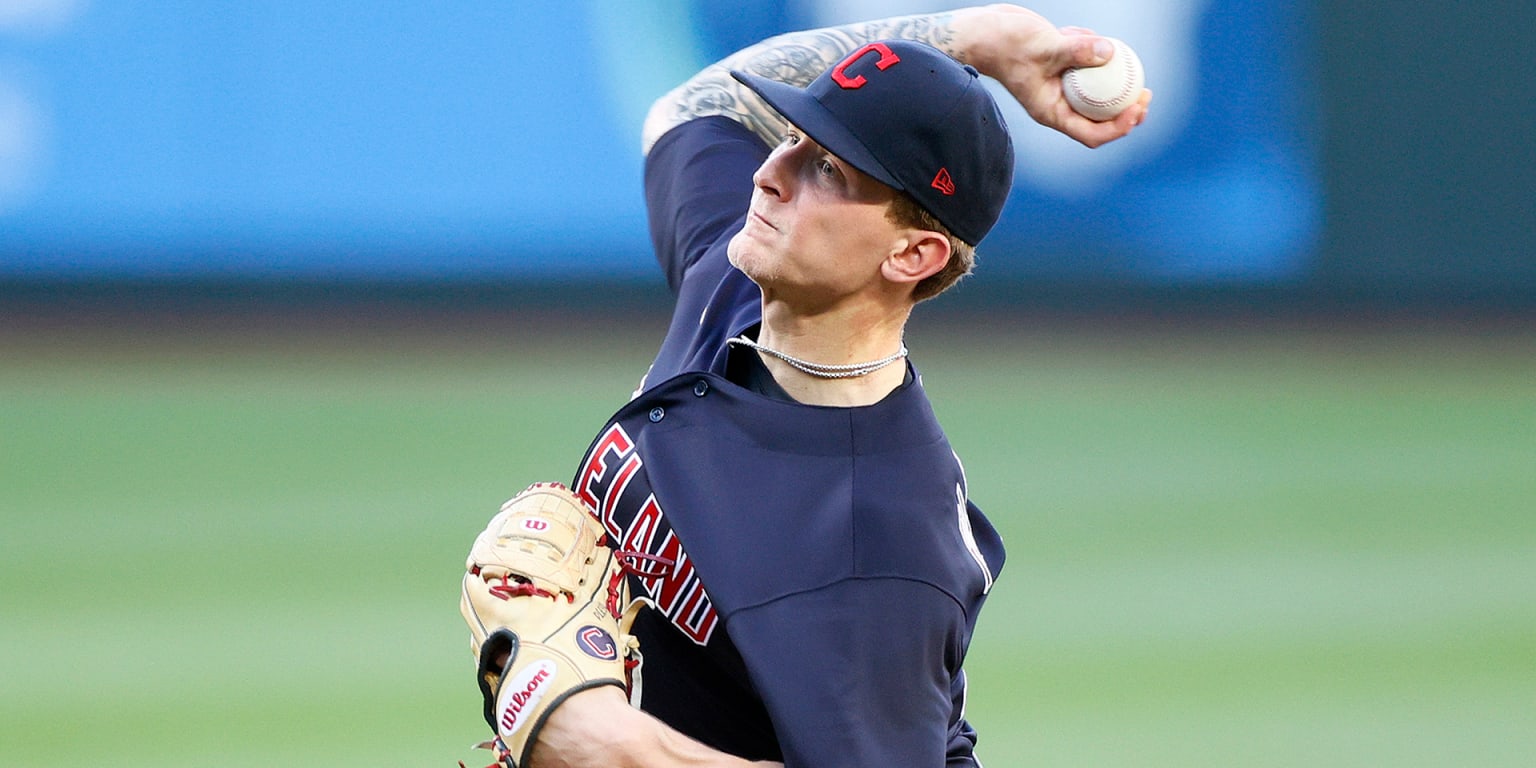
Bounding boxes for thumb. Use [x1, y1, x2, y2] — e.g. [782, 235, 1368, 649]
[1059, 32, 1117, 70]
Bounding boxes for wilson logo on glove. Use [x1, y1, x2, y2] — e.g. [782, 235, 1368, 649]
[498, 661, 556, 735]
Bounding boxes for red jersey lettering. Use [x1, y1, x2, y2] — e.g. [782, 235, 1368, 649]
[576, 422, 720, 645]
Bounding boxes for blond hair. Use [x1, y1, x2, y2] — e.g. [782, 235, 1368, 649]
[887, 192, 976, 302]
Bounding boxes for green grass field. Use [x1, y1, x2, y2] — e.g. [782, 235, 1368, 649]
[3, 311, 1533, 767]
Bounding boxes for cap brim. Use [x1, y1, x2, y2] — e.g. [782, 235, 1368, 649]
[730, 69, 903, 191]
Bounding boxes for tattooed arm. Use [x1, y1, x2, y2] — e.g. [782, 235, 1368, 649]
[640, 12, 958, 152]
[641, 4, 1150, 154]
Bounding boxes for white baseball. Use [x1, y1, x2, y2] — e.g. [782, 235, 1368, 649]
[1062, 38, 1145, 122]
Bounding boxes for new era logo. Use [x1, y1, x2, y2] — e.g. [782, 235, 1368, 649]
[931, 168, 955, 196]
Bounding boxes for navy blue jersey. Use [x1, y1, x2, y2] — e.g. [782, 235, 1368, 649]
[570, 117, 1006, 768]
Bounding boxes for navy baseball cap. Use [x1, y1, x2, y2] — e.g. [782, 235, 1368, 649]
[731, 40, 1014, 246]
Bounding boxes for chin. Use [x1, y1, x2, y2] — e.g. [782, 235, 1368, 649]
[726, 230, 785, 290]
[726, 231, 755, 273]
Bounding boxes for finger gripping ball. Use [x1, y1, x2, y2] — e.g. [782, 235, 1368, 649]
[1063, 38, 1144, 121]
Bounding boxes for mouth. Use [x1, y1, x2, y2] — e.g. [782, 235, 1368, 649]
[747, 210, 776, 231]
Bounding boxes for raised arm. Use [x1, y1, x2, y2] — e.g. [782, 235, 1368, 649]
[641, 3, 1151, 154]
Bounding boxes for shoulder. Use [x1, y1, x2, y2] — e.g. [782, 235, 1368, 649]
[643, 117, 768, 297]
[644, 116, 769, 215]
[647, 115, 769, 168]
[848, 379, 1005, 604]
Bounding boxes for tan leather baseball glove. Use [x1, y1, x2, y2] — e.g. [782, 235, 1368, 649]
[460, 482, 638, 768]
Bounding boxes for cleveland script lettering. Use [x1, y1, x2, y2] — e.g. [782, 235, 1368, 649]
[575, 424, 721, 644]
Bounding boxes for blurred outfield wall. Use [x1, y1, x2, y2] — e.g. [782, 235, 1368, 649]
[0, 1, 1531, 307]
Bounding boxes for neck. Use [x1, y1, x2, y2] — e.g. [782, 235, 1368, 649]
[751, 302, 912, 406]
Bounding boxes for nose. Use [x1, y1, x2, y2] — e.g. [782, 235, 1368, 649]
[752, 141, 794, 201]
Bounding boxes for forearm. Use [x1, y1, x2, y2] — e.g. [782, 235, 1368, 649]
[533, 687, 781, 768]
[640, 4, 1144, 154]
[641, 10, 971, 153]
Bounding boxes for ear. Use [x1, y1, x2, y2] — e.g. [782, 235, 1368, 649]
[880, 230, 952, 288]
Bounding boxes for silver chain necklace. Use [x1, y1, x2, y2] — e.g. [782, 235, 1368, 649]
[727, 335, 908, 379]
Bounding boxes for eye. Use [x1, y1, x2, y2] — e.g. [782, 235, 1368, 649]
[781, 129, 802, 147]
[816, 158, 837, 177]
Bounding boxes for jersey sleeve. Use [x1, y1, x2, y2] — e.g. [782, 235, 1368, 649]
[640, 118, 773, 382]
[723, 578, 981, 768]
[643, 117, 769, 294]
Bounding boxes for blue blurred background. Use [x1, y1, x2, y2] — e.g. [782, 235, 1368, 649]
[2, 0, 1317, 285]
[3, 0, 1531, 304]
[3, 4, 1533, 767]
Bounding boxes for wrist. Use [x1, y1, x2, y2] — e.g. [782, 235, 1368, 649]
[947, 4, 1045, 73]
[532, 686, 641, 768]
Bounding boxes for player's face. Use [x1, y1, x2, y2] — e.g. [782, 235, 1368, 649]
[727, 127, 906, 305]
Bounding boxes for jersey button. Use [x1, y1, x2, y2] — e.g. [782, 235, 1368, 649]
[693, 379, 710, 397]
[648, 406, 665, 422]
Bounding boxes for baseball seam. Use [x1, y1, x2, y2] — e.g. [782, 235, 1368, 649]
[1067, 45, 1140, 108]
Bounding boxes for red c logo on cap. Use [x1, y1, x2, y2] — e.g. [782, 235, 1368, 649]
[831, 43, 901, 90]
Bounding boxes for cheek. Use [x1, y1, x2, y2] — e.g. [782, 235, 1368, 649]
[810, 205, 896, 256]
